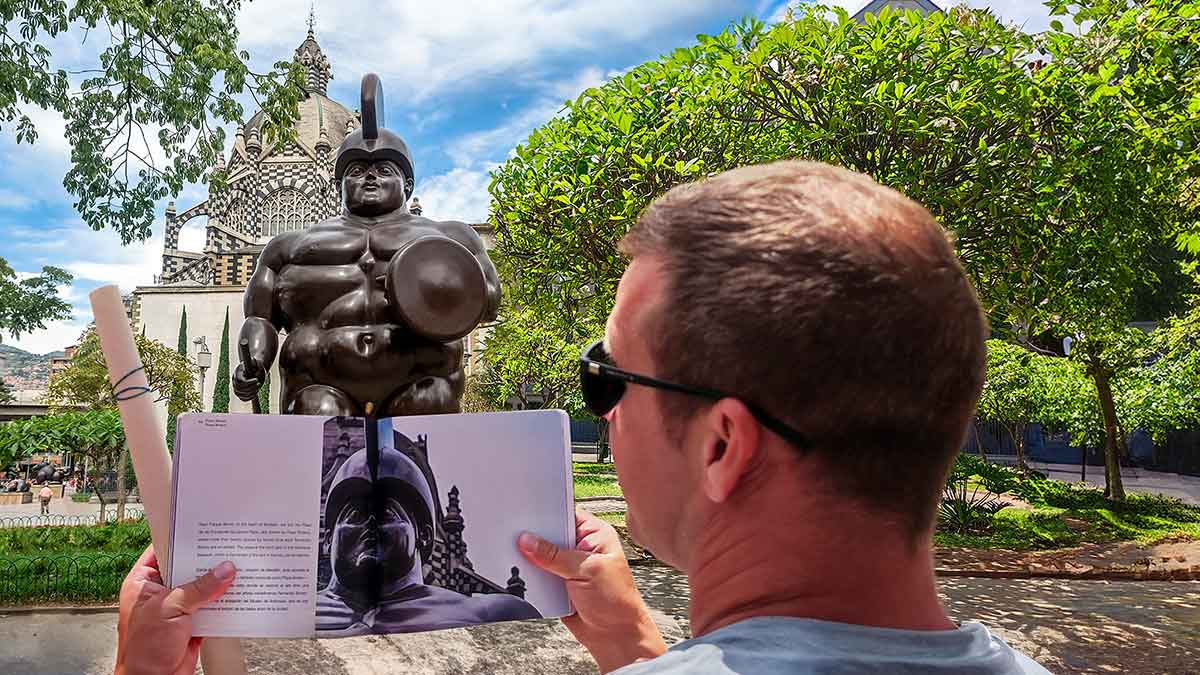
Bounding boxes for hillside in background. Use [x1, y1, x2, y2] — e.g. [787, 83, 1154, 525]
[0, 344, 64, 391]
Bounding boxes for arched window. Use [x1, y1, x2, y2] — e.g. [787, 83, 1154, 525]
[259, 188, 314, 240]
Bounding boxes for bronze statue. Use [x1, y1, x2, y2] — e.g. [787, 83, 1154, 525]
[233, 74, 500, 416]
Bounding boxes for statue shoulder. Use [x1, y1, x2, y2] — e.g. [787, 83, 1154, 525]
[258, 230, 300, 268]
[428, 218, 487, 254]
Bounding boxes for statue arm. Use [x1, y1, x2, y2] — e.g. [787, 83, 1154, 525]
[234, 236, 288, 398]
[441, 221, 501, 322]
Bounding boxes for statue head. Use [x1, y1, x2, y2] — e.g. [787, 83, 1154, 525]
[324, 446, 436, 591]
[335, 73, 415, 214]
[342, 158, 407, 217]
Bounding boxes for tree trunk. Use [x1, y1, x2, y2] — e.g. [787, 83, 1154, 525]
[973, 419, 987, 463]
[1090, 370, 1126, 501]
[93, 473, 108, 523]
[115, 445, 128, 522]
[1014, 422, 1028, 471]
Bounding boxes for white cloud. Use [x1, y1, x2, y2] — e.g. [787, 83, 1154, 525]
[415, 166, 495, 223]
[0, 189, 34, 210]
[6, 319, 89, 355]
[235, 0, 729, 102]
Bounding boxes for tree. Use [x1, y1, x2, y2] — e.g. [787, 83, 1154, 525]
[978, 341, 1042, 470]
[1, 0, 303, 243]
[46, 326, 199, 518]
[257, 370, 270, 414]
[0, 410, 125, 521]
[166, 307, 188, 450]
[212, 308, 230, 413]
[0, 257, 72, 340]
[489, 2, 1198, 501]
[0, 378, 14, 404]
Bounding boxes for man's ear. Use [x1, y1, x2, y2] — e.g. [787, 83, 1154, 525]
[699, 398, 763, 503]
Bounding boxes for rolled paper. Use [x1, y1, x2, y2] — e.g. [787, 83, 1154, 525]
[89, 285, 247, 675]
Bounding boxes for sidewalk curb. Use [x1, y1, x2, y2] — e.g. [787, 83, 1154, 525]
[0, 604, 118, 615]
[577, 496, 624, 503]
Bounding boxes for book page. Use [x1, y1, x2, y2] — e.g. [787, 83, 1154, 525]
[170, 413, 328, 638]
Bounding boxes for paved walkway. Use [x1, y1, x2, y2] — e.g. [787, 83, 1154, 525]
[3, 568, 1196, 674]
[1005, 460, 1200, 505]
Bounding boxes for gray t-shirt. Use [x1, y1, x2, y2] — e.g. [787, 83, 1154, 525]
[612, 617, 1049, 674]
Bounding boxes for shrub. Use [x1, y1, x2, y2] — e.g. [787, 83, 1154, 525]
[938, 475, 1006, 534]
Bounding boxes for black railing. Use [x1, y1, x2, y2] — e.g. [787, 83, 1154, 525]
[0, 508, 145, 529]
[0, 552, 137, 605]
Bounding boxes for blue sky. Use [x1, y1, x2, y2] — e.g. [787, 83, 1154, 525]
[0, 0, 1055, 355]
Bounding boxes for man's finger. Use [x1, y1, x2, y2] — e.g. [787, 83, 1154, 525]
[518, 532, 592, 579]
[161, 561, 237, 616]
[134, 544, 157, 569]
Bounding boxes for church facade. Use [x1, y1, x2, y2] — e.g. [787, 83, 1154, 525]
[133, 27, 493, 418]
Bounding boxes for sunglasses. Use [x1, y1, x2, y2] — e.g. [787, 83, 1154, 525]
[579, 338, 810, 450]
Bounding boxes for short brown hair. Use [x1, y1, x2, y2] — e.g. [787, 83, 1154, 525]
[620, 161, 986, 535]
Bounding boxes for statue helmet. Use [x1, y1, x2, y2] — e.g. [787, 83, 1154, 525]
[334, 73, 415, 189]
[324, 445, 437, 558]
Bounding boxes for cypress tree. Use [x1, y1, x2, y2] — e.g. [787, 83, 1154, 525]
[257, 371, 271, 414]
[212, 308, 231, 413]
[167, 307, 188, 451]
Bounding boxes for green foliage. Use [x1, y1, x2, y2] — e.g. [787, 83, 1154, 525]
[0, 0, 304, 243]
[0, 257, 72, 340]
[256, 370, 270, 414]
[0, 519, 149, 555]
[573, 472, 621, 498]
[0, 378, 13, 404]
[212, 308, 230, 413]
[167, 307, 188, 449]
[0, 409, 124, 485]
[0, 551, 138, 605]
[941, 454, 1200, 549]
[46, 327, 200, 412]
[487, 2, 1199, 422]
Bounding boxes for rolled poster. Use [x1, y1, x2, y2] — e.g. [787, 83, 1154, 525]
[89, 285, 247, 675]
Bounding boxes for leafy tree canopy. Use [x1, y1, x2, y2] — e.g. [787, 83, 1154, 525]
[1, 0, 303, 243]
[0, 257, 72, 340]
[45, 326, 200, 412]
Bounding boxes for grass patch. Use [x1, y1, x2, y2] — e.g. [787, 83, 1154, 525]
[594, 511, 626, 527]
[939, 454, 1200, 550]
[573, 462, 617, 475]
[575, 473, 622, 498]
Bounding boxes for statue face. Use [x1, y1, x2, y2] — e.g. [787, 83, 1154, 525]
[330, 491, 378, 591]
[376, 495, 422, 580]
[329, 490, 426, 590]
[343, 159, 406, 216]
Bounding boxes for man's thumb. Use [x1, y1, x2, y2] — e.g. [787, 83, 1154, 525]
[518, 532, 590, 579]
[163, 561, 237, 616]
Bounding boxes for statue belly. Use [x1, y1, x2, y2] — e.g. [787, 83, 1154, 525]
[280, 324, 459, 406]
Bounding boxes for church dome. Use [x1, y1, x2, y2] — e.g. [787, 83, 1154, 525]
[242, 92, 356, 156]
[238, 28, 358, 158]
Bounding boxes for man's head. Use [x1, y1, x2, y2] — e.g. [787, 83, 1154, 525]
[605, 161, 986, 566]
[342, 159, 408, 217]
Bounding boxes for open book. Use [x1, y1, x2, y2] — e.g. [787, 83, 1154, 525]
[167, 410, 575, 638]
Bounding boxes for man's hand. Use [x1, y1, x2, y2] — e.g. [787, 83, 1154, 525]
[231, 363, 262, 402]
[519, 507, 667, 674]
[115, 546, 237, 675]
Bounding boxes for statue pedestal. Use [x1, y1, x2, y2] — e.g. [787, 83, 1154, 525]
[0, 492, 32, 505]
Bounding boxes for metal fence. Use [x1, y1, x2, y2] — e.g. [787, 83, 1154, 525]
[0, 508, 145, 529]
[0, 552, 137, 605]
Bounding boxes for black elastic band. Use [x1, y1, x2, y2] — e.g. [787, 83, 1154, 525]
[112, 366, 152, 401]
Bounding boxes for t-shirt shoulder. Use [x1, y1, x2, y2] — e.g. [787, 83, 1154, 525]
[610, 617, 1050, 675]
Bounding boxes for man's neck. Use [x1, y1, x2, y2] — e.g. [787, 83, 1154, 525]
[684, 478, 954, 637]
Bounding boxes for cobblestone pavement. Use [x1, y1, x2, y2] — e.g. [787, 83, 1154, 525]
[2, 571, 1196, 674]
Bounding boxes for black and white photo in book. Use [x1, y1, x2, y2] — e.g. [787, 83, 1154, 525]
[314, 411, 573, 635]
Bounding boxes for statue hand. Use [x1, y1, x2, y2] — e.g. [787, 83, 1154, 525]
[232, 364, 262, 402]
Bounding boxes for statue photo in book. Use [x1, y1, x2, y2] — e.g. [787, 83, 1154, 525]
[315, 418, 541, 636]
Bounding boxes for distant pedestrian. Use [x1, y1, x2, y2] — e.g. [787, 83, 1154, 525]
[38, 484, 53, 515]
